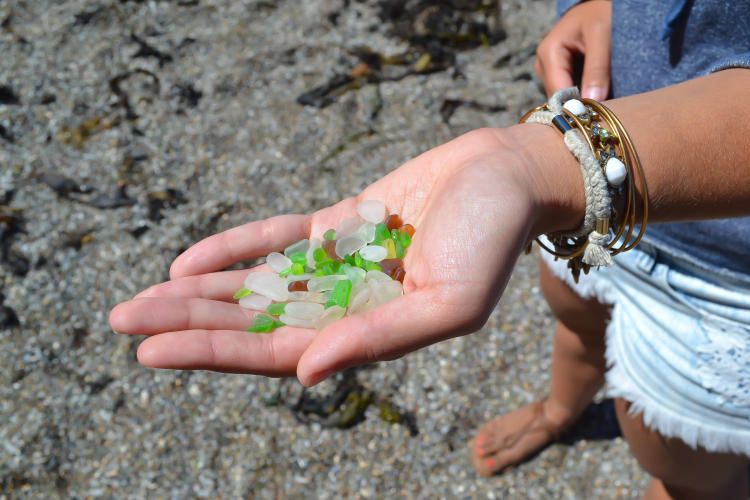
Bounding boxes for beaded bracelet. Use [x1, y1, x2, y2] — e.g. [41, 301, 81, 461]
[519, 88, 649, 282]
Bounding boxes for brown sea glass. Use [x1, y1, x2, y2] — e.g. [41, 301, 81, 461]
[392, 267, 405, 284]
[398, 224, 415, 237]
[288, 280, 309, 292]
[379, 258, 404, 277]
[385, 214, 403, 231]
[322, 240, 343, 261]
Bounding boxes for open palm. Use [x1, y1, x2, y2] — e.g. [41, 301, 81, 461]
[110, 127, 550, 386]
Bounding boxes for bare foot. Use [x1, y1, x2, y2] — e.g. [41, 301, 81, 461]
[470, 399, 567, 477]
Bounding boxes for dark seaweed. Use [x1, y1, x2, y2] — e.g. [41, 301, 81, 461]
[0, 85, 20, 105]
[0, 123, 12, 143]
[173, 83, 203, 107]
[130, 32, 173, 67]
[148, 188, 188, 222]
[288, 368, 373, 428]
[110, 69, 160, 120]
[83, 185, 137, 209]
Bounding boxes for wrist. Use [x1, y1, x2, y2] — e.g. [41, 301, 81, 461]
[505, 122, 587, 240]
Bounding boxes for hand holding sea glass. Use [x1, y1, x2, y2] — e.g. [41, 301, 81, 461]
[109, 128, 543, 385]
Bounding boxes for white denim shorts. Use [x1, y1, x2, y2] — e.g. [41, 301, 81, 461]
[541, 240, 750, 456]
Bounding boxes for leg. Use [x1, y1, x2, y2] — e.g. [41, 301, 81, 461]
[471, 257, 611, 476]
[615, 398, 749, 500]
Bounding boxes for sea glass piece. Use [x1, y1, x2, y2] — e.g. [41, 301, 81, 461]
[323, 264, 334, 276]
[393, 267, 406, 284]
[360, 245, 387, 262]
[364, 260, 383, 272]
[239, 293, 273, 311]
[315, 269, 325, 277]
[357, 200, 387, 223]
[385, 214, 403, 231]
[330, 279, 353, 308]
[324, 229, 336, 240]
[313, 247, 328, 263]
[400, 232, 412, 248]
[290, 252, 307, 265]
[247, 324, 274, 333]
[376, 223, 389, 242]
[288, 280, 309, 292]
[266, 303, 286, 316]
[312, 305, 346, 331]
[279, 268, 292, 278]
[322, 240, 343, 261]
[344, 254, 356, 266]
[289, 291, 326, 303]
[348, 286, 372, 315]
[354, 251, 364, 268]
[315, 258, 334, 269]
[382, 238, 397, 259]
[233, 286, 252, 299]
[366, 270, 391, 283]
[307, 274, 349, 293]
[284, 239, 310, 258]
[279, 314, 314, 328]
[306, 238, 321, 267]
[354, 267, 366, 282]
[396, 240, 405, 259]
[245, 273, 289, 302]
[376, 280, 403, 304]
[285, 302, 325, 320]
[399, 224, 415, 237]
[287, 273, 315, 283]
[379, 258, 404, 277]
[341, 264, 362, 285]
[267, 252, 292, 273]
[391, 229, 400, 241]
[357, 221, 377, 243]
[336, 217, 362, 239]
[253, 313, 275, 328]
[291, 263, 304, 275]
[335, 233, 367, 260]
[324, 300, 336, 309]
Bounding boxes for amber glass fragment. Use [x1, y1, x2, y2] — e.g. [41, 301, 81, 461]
[385, 214, 403, 231]
[392, 267, 405, 284]
[322, 239, 344, 261]
[379, 258, 404, 277]
[288, 280, 309, 292]
[399, 224, 415, 237]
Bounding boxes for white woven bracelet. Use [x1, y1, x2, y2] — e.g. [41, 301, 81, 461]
[526, 87, 614, 267]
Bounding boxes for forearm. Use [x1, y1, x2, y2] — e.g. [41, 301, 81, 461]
[515, 68, 750, 237]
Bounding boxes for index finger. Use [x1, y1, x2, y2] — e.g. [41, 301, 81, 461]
[170, 214, 312, 279]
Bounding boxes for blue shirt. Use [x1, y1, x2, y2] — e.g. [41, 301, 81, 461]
[556, 0, 750, 281]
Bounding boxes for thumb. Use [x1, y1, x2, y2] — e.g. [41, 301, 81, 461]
[581, 26, 611, 101]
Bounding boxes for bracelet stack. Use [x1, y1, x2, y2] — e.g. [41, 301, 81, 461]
[519, 88, 649, 283]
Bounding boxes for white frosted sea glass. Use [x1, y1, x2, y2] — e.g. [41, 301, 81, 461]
[348, 287, 372, 315]
[335, 233, 367, 259]
[245, 272, 290, 302]
[238, 293, 273, 311]
[376, 281, 403, 304]
[359, 245, 387, 262]
[289, 291, 326, 303]
[343, 264, 362, 285]
[285, 302, 325, 320]
[357, 221, 377, 243]
[313, 305, 346, 331]
[365, 270, 391, 283]
[307, 274, 348, 293]
[306, 238, 321, 266]
[336, 217, 362, 239]
[286, 273, 315, 284]
[357, 200, 387, 223]
[266, 252, 292, 273]
[284, 239, 310, 258]
[279, 314, 314, 328]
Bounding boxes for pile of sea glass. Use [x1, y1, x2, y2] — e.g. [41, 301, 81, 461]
[233, 200, 414, 332]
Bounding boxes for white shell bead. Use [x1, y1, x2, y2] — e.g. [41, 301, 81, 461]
[563, 99, 587, 116]
[606, 157, 627, 186]
[357, 200, 387, 223]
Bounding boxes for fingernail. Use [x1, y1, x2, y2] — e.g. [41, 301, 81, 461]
[583, 87, 606, 101]
[487, 459, 494, 467]
[306, 369, 334, 387]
